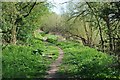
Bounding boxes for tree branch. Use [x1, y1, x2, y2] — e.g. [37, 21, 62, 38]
[23, 2, 37, 18]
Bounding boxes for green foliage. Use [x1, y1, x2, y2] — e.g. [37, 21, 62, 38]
[34, 32, 44, 40]
[3, 45, 46, 78]
[56, 41, 120, 78]
[34, 31, 58, 44]
[45, 34, 58, 43]
[1, 2, 18, 43]
[16, 2, 50, 43]
[1, 1, 120, 78]
[1, 2, 50, 43]
[2, 38, 59, 78]
[2, 33, 119, 78]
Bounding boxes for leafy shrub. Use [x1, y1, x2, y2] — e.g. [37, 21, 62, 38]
[34, 32, 44, 40]
[45, 34, 58, 43]
[40, 32, 46, 36]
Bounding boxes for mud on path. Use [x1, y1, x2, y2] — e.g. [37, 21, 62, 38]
[45, 47, 65, 79]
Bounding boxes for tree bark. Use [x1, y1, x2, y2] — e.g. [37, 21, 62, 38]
[105, 16, 113, 51]
[11, 25, 16, 45]
[83, 19, 90, 46]
[98, 21, 104, 51]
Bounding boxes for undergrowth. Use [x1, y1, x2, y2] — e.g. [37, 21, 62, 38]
[56, 41, 120, 78]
